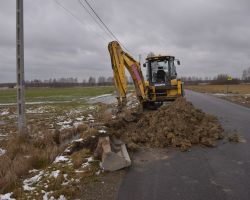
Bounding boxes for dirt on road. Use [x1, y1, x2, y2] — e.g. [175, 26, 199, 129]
[106, 98, 224, 151]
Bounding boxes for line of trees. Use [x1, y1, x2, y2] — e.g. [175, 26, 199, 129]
[24, 76, 117, 87]
[181, 74, 240, 85]
[1, 67, 250, 88]
[0, 76, 116, 88]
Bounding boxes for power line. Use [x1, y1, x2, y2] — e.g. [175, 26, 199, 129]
[78, 0, 113, 40]
[53, 0, 108, 41]
[82, 0, 134, 55]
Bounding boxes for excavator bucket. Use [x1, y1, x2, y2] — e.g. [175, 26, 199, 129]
[95, 136, 131, 171]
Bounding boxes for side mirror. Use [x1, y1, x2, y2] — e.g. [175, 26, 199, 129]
[177, 60, 180, 65]
[143, 63, 146, 68]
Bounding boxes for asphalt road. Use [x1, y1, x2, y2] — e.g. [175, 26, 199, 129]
[117, 90, 250, 200]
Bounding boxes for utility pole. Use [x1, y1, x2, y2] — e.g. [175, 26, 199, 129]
[16, 0, 26, 134]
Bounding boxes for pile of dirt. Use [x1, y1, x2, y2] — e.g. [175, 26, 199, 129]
[106, 98, 224, 151]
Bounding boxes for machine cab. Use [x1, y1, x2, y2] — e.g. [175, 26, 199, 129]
[143, 55, 179, 86]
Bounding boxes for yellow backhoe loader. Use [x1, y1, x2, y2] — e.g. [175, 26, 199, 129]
[95, 41, 184, 172]
[108, 41, 184, 109]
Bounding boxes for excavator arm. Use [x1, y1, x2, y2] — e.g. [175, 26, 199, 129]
[108, 41, 147, 107]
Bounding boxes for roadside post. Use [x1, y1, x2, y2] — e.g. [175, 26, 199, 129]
[16, 0, 26, 134]
[227, 76, 233, 95]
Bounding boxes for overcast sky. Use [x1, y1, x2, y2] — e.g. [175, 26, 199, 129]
[0, 0, 249, 83]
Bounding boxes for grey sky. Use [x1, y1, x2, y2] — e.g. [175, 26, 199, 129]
[0, 0, 249, 83]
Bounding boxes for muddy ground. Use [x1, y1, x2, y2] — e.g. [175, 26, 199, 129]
[106, 98, 224, 152]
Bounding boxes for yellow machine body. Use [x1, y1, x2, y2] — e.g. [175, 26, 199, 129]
[108, 41, 183, 108]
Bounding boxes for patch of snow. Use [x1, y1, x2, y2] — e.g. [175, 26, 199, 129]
[57, 120, 72, 126]
[60, 124, 72, 130]
[43, 192, 66, 200]
[89, 94, 112, 100]
[54, 155, 69, 163]
[75, 170, 85, 173]
[26, 106, 47, 114]
[23, 184, 35, 191]
[29, 169, 39, 173]
[87, 106, 96, 110]
[73, 122, 83, 128]
[50, 170, 60, 178]
[86, 114, 94, 120]
[98, 129, 106, 134]
[42, 192, 51, 200]
[0, 110, 9, 116]
[58, 195, 66, 200]
[95, 170, 101, 176]
[81, 156, 94, 168]
[87, 157, 93, 162]
[68, 109, 82, 115]
[23, 171, 44, 191]
[0, 148, 6, 156]
[0, 192, 16, 200]
[81, 162, 90, 168]
[76, 117, 84, 121]
[73, 138, 83, 142]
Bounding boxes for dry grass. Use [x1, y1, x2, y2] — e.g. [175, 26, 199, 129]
[71, 149, 91, 169]
[0, 133, 63, 193]
[186, 84, 250, 94]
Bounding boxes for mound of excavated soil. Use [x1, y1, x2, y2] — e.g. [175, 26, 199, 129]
[106, 98, 224, 151]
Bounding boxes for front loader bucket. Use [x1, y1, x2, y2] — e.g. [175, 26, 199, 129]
[95, 136, 131, 171]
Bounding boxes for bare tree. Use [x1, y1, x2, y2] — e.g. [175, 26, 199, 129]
[88, 76, 96, 86]
[98, 76, 106, 85]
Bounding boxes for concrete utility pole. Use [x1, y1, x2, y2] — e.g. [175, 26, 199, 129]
[16, 0, 26, 134]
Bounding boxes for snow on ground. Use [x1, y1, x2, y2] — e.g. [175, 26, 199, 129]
[89, 94, 112, 100]
[98, 129, 106, 134]
[50, 170, 60, 178]
[54, 155, 69, 163]
[81, 156, 94, 168]
[29, 169, 39, 173]
[57, 120, 72, 126]
[76, 116, 84, 121]
[72, 138, 84, 142]
[23, 171, 44, 191]
[26, 106, 48, 114]
[43, 193, 66, 200]
[0, 109, 9, 116]
[0, 148, 6, 156]
[87, 106, 97, 110]
[73, 122, 83, 128]
[60, 124, 72, 130]
[0, 192, 16, 200]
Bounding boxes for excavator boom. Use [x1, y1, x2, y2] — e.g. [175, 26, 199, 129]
[108, 41, 147, 106]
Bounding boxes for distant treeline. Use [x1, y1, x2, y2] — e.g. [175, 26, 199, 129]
[0, 76, 116, 88]
[1, 67, 250, 88]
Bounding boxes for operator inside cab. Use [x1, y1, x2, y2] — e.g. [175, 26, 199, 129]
[151, 60, 170, 84]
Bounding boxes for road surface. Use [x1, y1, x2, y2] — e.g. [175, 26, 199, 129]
[117, 90, 250, 200]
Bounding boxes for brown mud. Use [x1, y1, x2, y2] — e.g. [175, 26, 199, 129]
[106, 98, 224, 151]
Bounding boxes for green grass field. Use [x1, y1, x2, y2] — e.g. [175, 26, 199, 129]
[0, 86, 117, 103]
